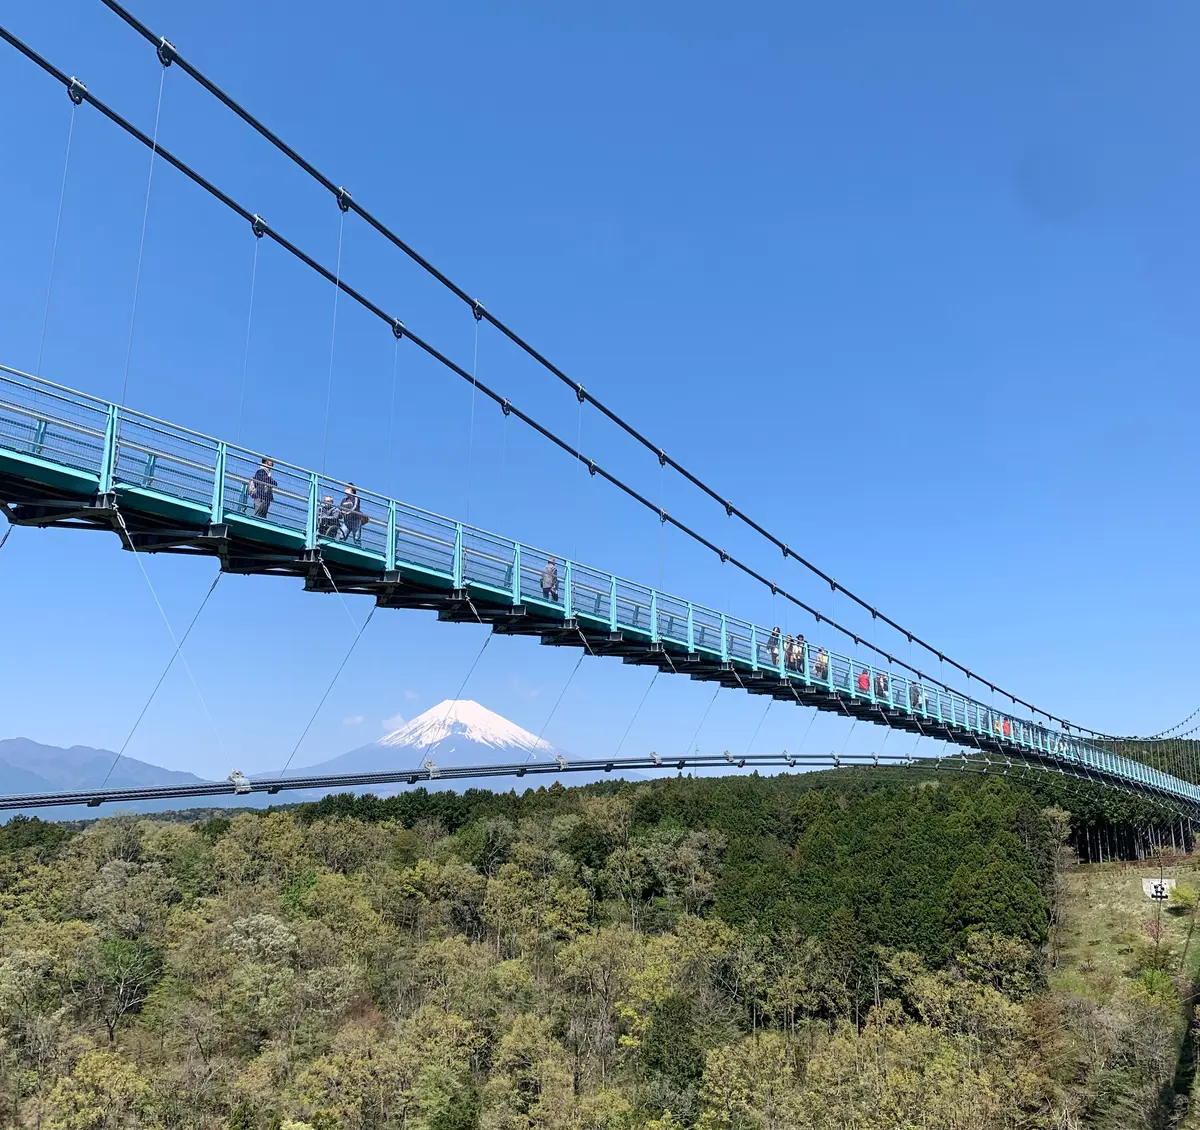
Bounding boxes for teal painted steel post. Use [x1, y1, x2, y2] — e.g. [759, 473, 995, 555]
[453, 524, 464, 588]
[210, 442, 226, 523]
[687, 603, 694, 651]
[513, 544, 522, 605]
[650, 590, 658, 642]
[305, 474, 318, 549]
[608, 575, 617, 630]
[750, 624, 758, 671]
[386, 502, 397, 571]
[98, 404, 118, 493]
[720, 614, 728, 662]
[564, 561, 573, 618]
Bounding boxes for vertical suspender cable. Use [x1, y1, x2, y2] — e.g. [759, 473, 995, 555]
[113, 509, 228, 767]
[36, 99, 76, 377]
[686, 684, 721, 757]
[464, 306, 481, 522]
[279, 604, 376, 777]
[386, 333, 400, 494]
[534, 651, 586, 753]
[572, 396, 583, 561]
[235, 229, 262, 443]
[102, 572, 222, 785]
[614, 671, 658, 757]
[320, 201, 347, 473]
[121, 62, 167, 405]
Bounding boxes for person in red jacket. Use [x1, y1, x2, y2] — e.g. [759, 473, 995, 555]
[857, 669, 870, 692]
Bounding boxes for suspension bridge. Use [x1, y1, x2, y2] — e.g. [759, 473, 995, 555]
[0, 6, 1195, 817]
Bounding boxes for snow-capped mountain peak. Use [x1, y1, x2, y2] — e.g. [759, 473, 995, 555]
[377, 700, 553, 755]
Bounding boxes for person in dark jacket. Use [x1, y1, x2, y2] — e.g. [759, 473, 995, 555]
[317, 495, 339, 538]
[540, 557, 559, 601]
[249, 457, 276, 519]
[339, 483, 364, 546]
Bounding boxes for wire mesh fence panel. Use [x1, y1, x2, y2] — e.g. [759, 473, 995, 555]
[726, 616, 754, 664]
[0, 378, 108, 476]
[830, 654, 853, 691]
[462, 527, 516, 593]
[691, 605, 723, 656]
[520, 547, 563, 608]
[614, 578, 653, 635]
[113, 416, 218, 508]
[394, 506, 457, 578]
[657, 592, 690, 646]
[315, 476, 389, 557]
[223, 447, 310, 535]
[571, 563, 612, 623]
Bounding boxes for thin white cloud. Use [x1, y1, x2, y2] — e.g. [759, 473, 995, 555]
[508, 674, 543, 701]
[342, 714, 365, 727]
[382, 713, 405, 732]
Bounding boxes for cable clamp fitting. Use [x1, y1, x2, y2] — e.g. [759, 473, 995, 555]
[157, 38, 176, 67]
[471, 299, 484, 322]
[67, 77, 87, 105]
[250, 214, 266, 239]
[658, 508, 667, 524]
[336, 187, 352, 213]
[576, 384, 586, 404]
[500, 398, 511, 417]
[658, 449, 667, 467]
[588, 460, 597, 477]
[719, 549, 728, 563]
[392, 318, 405, 340]
[724, 500, 733, 517]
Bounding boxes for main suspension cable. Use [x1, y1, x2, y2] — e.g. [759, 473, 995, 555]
[91, 0, 1090, 737]
[0, 23, 1105, 736]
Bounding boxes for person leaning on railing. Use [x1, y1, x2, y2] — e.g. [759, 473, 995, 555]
[248, 457, 276, 519]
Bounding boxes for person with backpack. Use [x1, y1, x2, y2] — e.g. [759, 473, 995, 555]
[540, 557, 559, 602]
[248, 457, 276, 519]
[339, 483, 364, 546]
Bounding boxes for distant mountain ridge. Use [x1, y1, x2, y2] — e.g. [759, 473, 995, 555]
[0, 737, 205, 795]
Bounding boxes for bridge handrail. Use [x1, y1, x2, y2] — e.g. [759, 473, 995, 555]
[0, 364, 1194, 804]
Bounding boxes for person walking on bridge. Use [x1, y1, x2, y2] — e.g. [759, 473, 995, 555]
[249, 457, 276, 519]
[540, 557, 559, 602]
[339, 483, 364, 546]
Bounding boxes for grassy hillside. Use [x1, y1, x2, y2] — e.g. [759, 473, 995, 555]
[0, 769, 1194, 1129]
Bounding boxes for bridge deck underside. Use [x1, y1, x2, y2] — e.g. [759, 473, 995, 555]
[0, 370, 1193, 814]
[0, 458, 1187, 814]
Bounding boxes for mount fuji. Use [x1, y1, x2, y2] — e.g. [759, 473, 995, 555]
[299, 700, 561, 778]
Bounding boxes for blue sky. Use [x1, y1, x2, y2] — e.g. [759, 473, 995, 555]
[0, 1, 1196, 779]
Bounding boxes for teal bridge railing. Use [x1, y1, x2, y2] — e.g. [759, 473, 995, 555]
[0, 363, 1195, 811]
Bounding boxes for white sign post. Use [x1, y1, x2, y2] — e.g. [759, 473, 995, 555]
[1142, 877, 1176, 902]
